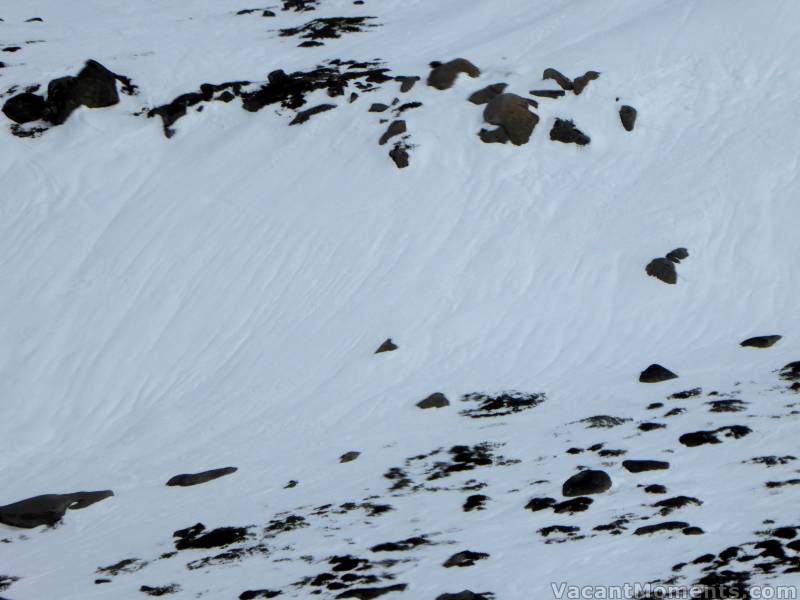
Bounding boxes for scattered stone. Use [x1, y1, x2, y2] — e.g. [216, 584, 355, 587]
[580, 415, 630, 428]
[679, 425, 751, 447]
[378, 119, 406, 145]
[370, 536, 430, 552]
[706, 399, 748, 413]
[622, 460, 670, 473]
[542, 68, 573, 90]
[443, 550, 489, 568]
[562, 470, 612, 497]
[463, 494, 488, 511]
[741, 335, 782, 348]
[336, 583, 407, 599]
[417, 392, 449, 409]
[375, 338, 397, 353]
[644, 484, 668, 494]
[289, 103, 336, 125]
[634, 521, 689, 535]
[460, 391, 545, 418]
[388, 143, 409, 169]
[639, 364, 678, 383]
[395, 76, 420, 92]
[572, 70, 600, 95]
[2, 92, 46, 123]
[140, 585, 180, 596]
[478, 126, 510, 144]
[173, 523, 250, 550]
[44, 60, 123, 125]
[468, 83, 507, 105]
[670, 388, 701, 399]
[525, 497, 556, 512]
[97, 558, 148, 576]
[239, 591, 282, 599]
[0, 490, 113, 529]
[665, 247, 689, 263]
[436, 592, 492, 600]
[530, 89, 565, 99]
[166, 467, 237, 487]
[645, 257, 677, 284]
[279, 17, 378, 45]
[340, 451, 361, 463]
[653, 496, 702, 515]
[369, 103, 389, 112]
[639, 422, 666, 432]
[619, 105, 637, 131]
[427, 59, 480, 90]
[482, 93, 539, 145]
[549, 118, 590, 145]
[553, 497, 593, 514]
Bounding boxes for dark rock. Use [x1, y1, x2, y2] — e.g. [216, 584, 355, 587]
[388, 144, 409, 169]
[619, 105, 637, 131]
[670, 387, 701, 399]
[572, 71, 600, 95]
[370, 536, 429, 552]
[2, 47, 21, 53]
[623, 460, 670, 473]
[239, 591, 282, 599]
[550, 118, 590, 145]
[653, 496, 702, 515]
[26, 17, 44, 22]
[375, 338, 397, 353]
[340, 451, 361, 463]
[478, 126, 510, 144]
[289, 103, 336, 125]
[427, 58, 480, 90]
[634, 521, 689, 535]
[580, 415, 630, 428]
[44, 60, 121, 125]
[173, 524, 250, 550]
[638, 422, 666, 432]
[682, 526, 704, 535]
[562, 470, 612, 497]
[279, 16, 378, 44]
[468, 83, 507, 105]
[639, 364, 678, 383]
[771, 526, 796, 539]
[0, 490, 113, 529]
[140, 585, 180, 596]
[665, 247, 689, 263]
[525, 497, 557, 512]
[166, 467, 237, 487]
[436, 593, 492, 600]
[417, 392, 449, 409]
[542, 68, 573, 90]
[369, 103, 389, 112]
[706, 399, 748, 413]
[647, 402, 664, 409]
[336, 584, 407, 599]
[553, 497, 593, 513]
[645, 257, 677, 284]
[2, 92, 46, 123]
[741, 335, 782, 348]
[443, 550, 489, 568]
[644, 484, 667, 494]
[483, 93, 539, 146]
[97, 558, 148, 576]
[679, 425, 751, 447]
[395, 76, 420, 93]
[379, 119, 406, 145]
[530, 89, 565, 99]
[463, 494, 488, 511]
[460, 391, 545, 418]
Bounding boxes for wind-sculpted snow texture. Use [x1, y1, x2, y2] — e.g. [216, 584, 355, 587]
[1, 1, 800, 599]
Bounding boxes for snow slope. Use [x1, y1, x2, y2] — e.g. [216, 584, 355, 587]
[1, 1, 800, 598]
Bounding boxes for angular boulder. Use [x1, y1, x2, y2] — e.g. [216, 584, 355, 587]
[645, 257, 677, 284]
[0, 490, 114, 529]
[622, 460, 670, 473]
[417, 392, 449, 409]
[468, 83, 507, 105]
[427, 58, 480, 90]
[740, 335, 782, 348]
[639, 364, 678, 383]
[44, 59, 121, 125]
[482, 93, 539, 146]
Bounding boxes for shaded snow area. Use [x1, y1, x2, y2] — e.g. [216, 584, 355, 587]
[1, 1, 800, 599]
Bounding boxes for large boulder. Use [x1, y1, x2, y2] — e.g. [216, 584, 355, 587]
[482, 93, 538, 146]
[562, 469, 612, 497]
[740, 335, 782, 348]
[0, 490, 113, 529]
[639, 364, 678, 383]
[645, 257, 677, 284]
[427, 59, 480, 90]
[2, 92, 47, 123]
[44, 59, 121, 125]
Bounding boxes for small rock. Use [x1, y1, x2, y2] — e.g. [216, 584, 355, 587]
[478, 126, 510, 144]
[639, 364, 678, 383]
[436, 592, 492, 600]
[336, 584, 407, 599]
[2, 92, 46, 124]
[379, 120, 406, 145]
[740, 335, 782, 348]
[375, 338, 398, 353]
[166, 467, 237, 487]
[468, 83, 507, 105]
[562, 469, 612, 497]
[644, 484, 668, 494]
[572, 70, 600, 95]
[369, 103, 389, 112]
[530, 89, 565, 99]
[442, 550, 489, 568]
[550, 118, 590, 145]
[388, 144, 410, 169]
[417, 392, 449, 409]
[427, 58, 480, 90]
[340, 451, 361, 463]
[44, 59, 121, 125]
[542, 68, 573, 90]
[665, 247, 689, 263]
[395, 76, 420, 93]
[622, 460, 670, 473]
[634, 521, 689, 535]
[619, 105, 637, 131]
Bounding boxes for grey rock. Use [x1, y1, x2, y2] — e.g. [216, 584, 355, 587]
[483, 93, 539, 145]
[0, 490, 114, 529]
[427, 58, 480, 90]
[166, 467, 237, 487]
[562, 470, 612, 497]
[417, 392, 450, 409]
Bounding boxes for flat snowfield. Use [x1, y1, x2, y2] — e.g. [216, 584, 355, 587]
[1, 1, 799, 598]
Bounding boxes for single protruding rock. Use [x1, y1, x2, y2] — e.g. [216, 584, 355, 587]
[442, 550, 489, 568]
[530, 89, 565, 99]
[427, 58, 480, 90]
[369, 103, 389, 113]
[468, 83, 507, 105]
[0, 490, 114, 529]
[395, 76, 420, 93]
[619, 105, 637, 131]
[389, 144, 409, 169]
[542, 68, 573, 90]
[741, 335, 782, 349]
[550, 118, 590, 145]
[665, 247, 689, 263]
[562, 469, 612, 497]
[375, 338, 398, 353]
[482, 93, 539, 146]
[379, 120, 406, 145]
[478, 126, 510, 144]
[166, 467, 238, 487]
[572, 70, 600, 95]
[44, 59, 121, 125]
[645, 257, 677, 284]
[639, 364, 678, 383]
[340, 451, 361, 463]
[2, 92, 47, 123]
[622, 460, 670, 473]
[436, 593, 492, 600]
[417, 392, 449, 409]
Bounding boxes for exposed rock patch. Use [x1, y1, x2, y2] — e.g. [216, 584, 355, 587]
[481, 93, 539, 145]
[427, 59, 480, 90]
[459, 390, 545, 418]
[549, 118, 590, 145]
[0, 490, 113, 529]
[279, 17, 379, 46]
[639, 364, 678, 383]
[741, 335, 782, 348]
[622, 460, 670, 473]
[417, 392, 449, 409]
[166, 467, 237, 487]
[562, 470, 612, 497]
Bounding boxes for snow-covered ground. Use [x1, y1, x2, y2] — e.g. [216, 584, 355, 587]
[1, 1, 800, 598]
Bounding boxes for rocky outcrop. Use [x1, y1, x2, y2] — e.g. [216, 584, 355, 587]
[427, 59, 480, 90]
[0, 490, 114, 529]
[481, 93, 538, 145]
[166, 467, 238, 487]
